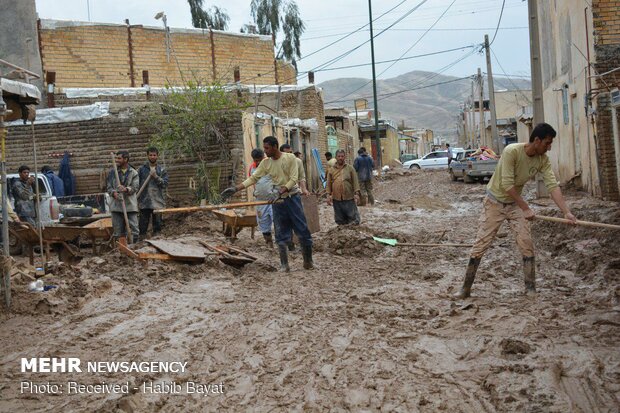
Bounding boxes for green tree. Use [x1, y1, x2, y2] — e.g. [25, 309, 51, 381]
[149, 79, 248, 202]
[249, 0, 305, 61]
[188, 0, 230, 30]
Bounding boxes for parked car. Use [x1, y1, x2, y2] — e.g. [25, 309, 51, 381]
[400, 153, 418, 163]
[403, 151, 449, 169]
[449, 150, 498, 183]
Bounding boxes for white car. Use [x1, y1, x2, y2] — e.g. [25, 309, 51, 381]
[403, 151, 450, 169]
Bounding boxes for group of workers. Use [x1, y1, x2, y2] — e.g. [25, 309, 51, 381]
[107, 147, 168, 243]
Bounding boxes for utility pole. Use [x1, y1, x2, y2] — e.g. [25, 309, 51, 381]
[367, 0, 382, 168]
[470, 80, 475, 147]
[484, 34, 500, 153]
[528, 0, 544, 124]
[478, 68, 485, 147]
[0, 93, 10, 308]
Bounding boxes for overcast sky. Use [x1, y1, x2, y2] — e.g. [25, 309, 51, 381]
[35, 0, 531, 85]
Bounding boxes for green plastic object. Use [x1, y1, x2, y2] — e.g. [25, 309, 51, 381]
[372, 236, 398, 246]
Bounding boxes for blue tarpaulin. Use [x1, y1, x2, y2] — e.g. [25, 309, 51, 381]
[312, 148, 327, 188]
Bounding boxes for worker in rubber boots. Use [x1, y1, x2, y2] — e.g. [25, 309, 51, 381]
[107, 150, 139, 243]
[222, 136, 313, 272]
[454, 123, 576, 298]
[138, 147, 169, 239]
[280, 144, 310, 252]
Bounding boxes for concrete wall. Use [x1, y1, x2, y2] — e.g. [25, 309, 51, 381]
[494, 90, 532, 119]
[537, 0, 602, 196]
[38, 19, 296, 88]
[0, 0, 43, 90]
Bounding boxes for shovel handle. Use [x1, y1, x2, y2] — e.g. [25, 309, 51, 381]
[535, 215, 620, 230]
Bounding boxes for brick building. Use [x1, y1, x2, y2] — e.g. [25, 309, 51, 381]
[535, 0, 620, 200]
[37, 19, 297, 89]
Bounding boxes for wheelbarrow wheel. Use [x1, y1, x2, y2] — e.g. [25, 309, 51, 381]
[8, 232, 23, 256]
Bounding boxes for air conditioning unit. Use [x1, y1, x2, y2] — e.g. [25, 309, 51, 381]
[611, 88, 620, 107]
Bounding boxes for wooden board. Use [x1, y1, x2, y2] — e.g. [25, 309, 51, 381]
[146, 240, 206, 261]
[84, 217, 112, 229]
[301, 194, 320, 234]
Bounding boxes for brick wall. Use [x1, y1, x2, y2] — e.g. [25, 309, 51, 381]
[39, 20, 296, 88]
[6, 109, 246, 203]
[593, 0, 620, 201]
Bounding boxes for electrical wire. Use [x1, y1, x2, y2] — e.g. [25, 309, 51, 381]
[242, 0, 413, 84]
[321, 0, 458, 104]
[489, 0, 506, 45]
[490, 47, 532, 104]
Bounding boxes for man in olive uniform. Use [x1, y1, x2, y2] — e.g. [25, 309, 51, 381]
[107, 150, 139, 242]
[138, 147, 168, 239]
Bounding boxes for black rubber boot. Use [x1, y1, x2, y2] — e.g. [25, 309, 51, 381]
[454, 257, 481, 299]
[301, 244, 314, 270]
[278, 244, 290, 272]
[263, 232, 273, 248]
[523, 256, 536, 293]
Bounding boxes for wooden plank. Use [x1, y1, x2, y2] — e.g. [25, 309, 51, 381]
[84, 217, 112, 229]
[155, 200, 279, 215]
[301, 194, 321, 234]
[117, 239, 139, 259]
[146, 239, 206, 260]
[138, 252, 177, 261]
[396, 243, 474, 248]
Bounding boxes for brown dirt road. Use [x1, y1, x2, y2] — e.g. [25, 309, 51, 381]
[1, 170, 619, 412]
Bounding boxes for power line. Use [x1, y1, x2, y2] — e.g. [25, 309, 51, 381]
[490, 47, 532, 104]
[306, 0, 431, 75]
[242, 0, 413, 84]
[302, 27, 528, 40]
[489, 0, 506, 45]
[314, 46, 473, 72]
[323, 0, 458, 103]
[325, 76, 473, 104]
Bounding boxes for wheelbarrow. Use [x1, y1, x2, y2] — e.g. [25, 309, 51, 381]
[9, 218, 113, 264]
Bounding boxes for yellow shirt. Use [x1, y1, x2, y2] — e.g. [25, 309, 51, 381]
[296, 158, 306, 182]
[242, 152, 299, 192]
[327, 158, 337, 168]
[487, 143, 559, 203]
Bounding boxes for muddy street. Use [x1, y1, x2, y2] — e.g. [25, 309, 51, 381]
[1, 170, 619, 412]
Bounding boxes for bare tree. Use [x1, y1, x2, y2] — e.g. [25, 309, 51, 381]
[249, 0, 305, 61]
[188, 0, 230, 30]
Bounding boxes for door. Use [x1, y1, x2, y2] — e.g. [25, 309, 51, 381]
[570, 94, 582, 173]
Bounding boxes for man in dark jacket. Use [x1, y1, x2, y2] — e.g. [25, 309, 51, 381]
[12, 165, 36, 225]
[41, 166, 65, 197]
[107, 150, 139, 243]
[353, 147, 375, 206]
[138, 147, 168, 238]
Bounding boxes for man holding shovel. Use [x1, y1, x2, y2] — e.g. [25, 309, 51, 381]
[138, 147, 168, 239]
[222, 136, 314, 272]
[454, 123, 577, 298]
[107, 150, 139, 243]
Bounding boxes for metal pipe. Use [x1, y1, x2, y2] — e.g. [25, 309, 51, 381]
[0, 93, 10, 308]
[30, 122, 44, 265]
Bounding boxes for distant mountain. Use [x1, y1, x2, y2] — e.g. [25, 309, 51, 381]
[318, 70, 531, 137]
